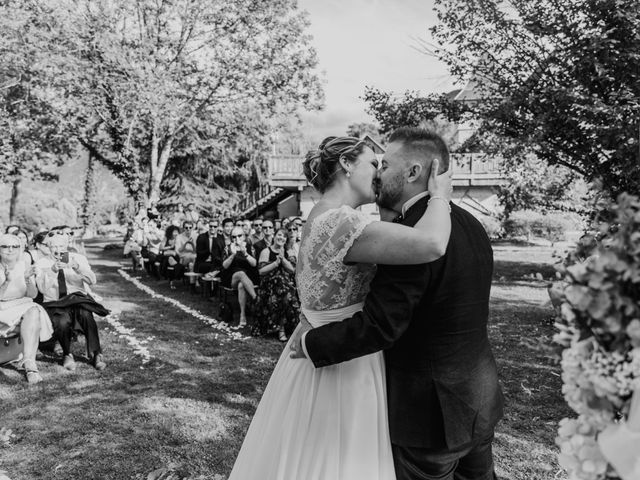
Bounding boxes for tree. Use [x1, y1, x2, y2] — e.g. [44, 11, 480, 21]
[1, 0, 324, 204]
[425, 0, 640, 197]
[346, 122, 380, 139]
[0, 78, 68, 223]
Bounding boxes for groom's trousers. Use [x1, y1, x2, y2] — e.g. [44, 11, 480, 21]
[391, 433, 498, 480]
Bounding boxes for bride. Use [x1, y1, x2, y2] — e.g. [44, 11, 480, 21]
[228, 135, 452, 480]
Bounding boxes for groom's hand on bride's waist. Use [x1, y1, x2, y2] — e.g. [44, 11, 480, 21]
[289, 314, 313, 359]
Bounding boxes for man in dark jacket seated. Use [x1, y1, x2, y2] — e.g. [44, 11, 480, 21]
[35, 234, 108, 371]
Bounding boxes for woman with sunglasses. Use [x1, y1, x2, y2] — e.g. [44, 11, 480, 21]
[0, 234, 53, 383]
[229, 133, 453, 480]
[252, 228, 300, 342]
[221, 227, 259, 327]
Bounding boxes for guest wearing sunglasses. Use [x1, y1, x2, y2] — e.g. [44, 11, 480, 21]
[252, 220, 275, 255]
[0, 234, 53, 383]
[221, 227, 258, 327]
[248, 217, 264, 245]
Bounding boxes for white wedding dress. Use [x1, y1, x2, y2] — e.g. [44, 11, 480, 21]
[228, 206, 397, 480]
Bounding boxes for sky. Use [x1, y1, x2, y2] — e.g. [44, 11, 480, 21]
[297, 0, 456, 140]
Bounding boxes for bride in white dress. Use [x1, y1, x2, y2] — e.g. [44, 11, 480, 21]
[228, 136, 452, 480]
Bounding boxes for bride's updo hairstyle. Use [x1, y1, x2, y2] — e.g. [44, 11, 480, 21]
[303, 136, 367, 193]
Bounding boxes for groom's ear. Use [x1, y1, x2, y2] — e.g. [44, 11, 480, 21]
[405, 163, 424, 184]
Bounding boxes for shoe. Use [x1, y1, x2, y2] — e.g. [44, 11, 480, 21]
[26, 370, 43, 384]
[63, 354, 76, 371]
[278, 329, 288, 342]
[53, 343, 64, 357]
[23, 360, 43, 384]
[238, 316, 247, 328]
[93, 353, 106, 371]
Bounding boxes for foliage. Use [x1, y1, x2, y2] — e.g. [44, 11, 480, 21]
[476, 214, 502, 239]
[345, 122, 380, 139]
[426, 0, 640, 198]
[0, 0, 324, 203]
[503, 209, 580, 242]
[496, 152, 595, 219]
[553, 192, 640, 479]
[0, 26, 69, 221]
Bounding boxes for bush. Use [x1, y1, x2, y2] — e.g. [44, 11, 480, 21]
[96, 224, 126, 238]
[553, 193, 640, 480]
[477, 214, 502, 239]
[503, 210, 580, 242]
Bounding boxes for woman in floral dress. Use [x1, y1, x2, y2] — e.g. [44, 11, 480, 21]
[252, 228, 300, 341]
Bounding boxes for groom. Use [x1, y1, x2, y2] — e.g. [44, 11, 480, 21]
[290, 127, 504, 480]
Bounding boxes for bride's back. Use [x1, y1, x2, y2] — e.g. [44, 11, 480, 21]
[296, 205, 376, 311]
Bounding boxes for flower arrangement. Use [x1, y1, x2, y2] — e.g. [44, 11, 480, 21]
[553, 193, 640, 479]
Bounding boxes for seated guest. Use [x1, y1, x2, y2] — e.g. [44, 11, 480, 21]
[185, 203, 200, 223]
[146, 201, 160, 221]
[30, 232, 51, 264]
[171, 203, 186, 227]
[133, 201, 147, 224]
[252, 219, 274, 254]
[144, 220, 163, 278]
[242, 219, 253, 242]
[248, 217, 263, 245]
[123, 223, 146, 272]
[176, 221, 197, 270]
[0, 234, 54, 383]
[220, 218, 234, 247]
[195, 220, 225, 276]
[159, 225, 184, 288]
[35, 234, 109, 371]
[5, 225, 20, 235]
[252, 228, 299, 341]
[286, 222, 301, 259]
[221, 227, 258, 327]
[13, 228, 33, 264]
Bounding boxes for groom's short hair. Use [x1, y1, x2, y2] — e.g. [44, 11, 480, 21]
[388, 127, 450, 174]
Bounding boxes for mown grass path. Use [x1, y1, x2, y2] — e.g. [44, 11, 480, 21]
[0, 240, 571, 480]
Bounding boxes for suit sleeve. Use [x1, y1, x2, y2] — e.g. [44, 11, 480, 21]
[305, 262, 429, 368]
[195, 234, 208, 261]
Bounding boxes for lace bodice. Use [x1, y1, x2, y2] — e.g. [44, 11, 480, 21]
[296, 206, 377, 311]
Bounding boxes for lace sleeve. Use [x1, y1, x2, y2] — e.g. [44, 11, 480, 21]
[332, 206, 375, 265]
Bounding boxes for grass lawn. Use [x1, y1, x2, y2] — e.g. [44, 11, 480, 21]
[0, 240, 572, 480]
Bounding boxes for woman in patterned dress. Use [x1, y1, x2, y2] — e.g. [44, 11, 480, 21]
[252, 228, 300, 341]
[227, 135, 453, 480]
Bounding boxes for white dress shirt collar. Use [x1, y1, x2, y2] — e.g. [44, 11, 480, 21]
[401, 191, 430, 217]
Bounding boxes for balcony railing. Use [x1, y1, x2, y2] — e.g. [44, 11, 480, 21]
[267, 153, 504, 185]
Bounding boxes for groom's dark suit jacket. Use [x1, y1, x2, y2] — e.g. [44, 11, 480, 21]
[305, 197, 504, 450]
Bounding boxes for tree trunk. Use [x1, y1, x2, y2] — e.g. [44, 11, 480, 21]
[147, 136, 174, 204]
[9, 177, 22, 224]
[80, 150, 98, 236]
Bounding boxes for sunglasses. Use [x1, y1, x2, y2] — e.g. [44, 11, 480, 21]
[0, 245, 21, 250]
[253, 223, 263, 227]
[231, 234, 245, 239]
[263, 225, 274, 230]
[287, 227, 298, 232]
[209, 225, 219, 229]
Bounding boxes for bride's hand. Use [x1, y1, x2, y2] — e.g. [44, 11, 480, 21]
[427, 159, 453, 202]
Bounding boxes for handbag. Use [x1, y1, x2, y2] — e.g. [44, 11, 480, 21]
[0, 334, 22, 365]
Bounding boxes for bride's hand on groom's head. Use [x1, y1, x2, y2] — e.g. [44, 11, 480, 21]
[428, 159, 453, 201]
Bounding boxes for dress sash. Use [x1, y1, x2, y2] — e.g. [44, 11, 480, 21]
[301, 302, 364, 327]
